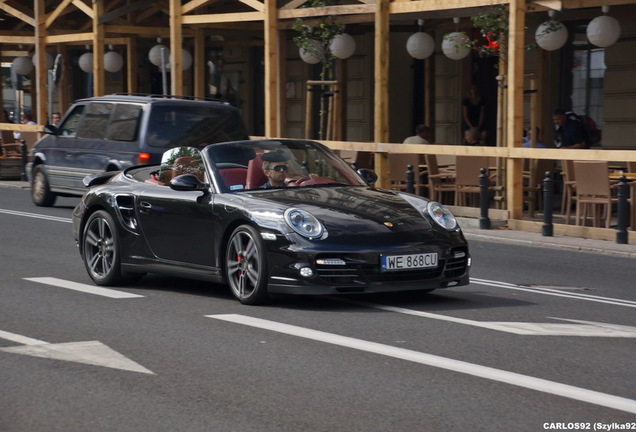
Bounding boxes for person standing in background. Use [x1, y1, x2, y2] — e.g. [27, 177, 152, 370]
[462, 84, 487, 146]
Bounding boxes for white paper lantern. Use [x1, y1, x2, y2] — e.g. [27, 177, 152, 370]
[167, 49, 193, 70]
[406, 32, 435, 59]
[535, 21, 568, 51]
[587, 15, 621, 48]
[12, 56, 34, 76]
[299, 40, 324, 64]
[329, 33, 356, 59]
[32, 52, 54, 70]
[442, 32, 471, 60]
[79, 52, 93, 73]
[149, 44, 170, 67]
[104, 51, 123, 73]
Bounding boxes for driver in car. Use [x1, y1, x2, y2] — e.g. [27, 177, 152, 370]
[260, 152, 290, 188]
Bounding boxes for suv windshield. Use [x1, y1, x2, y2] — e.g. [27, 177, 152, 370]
[146, 105, 247, 149]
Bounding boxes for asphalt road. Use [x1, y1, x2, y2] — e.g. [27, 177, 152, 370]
[1, 188, 635, 432]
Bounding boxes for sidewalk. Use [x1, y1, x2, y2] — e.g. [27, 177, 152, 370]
[2, 180, 635, 258]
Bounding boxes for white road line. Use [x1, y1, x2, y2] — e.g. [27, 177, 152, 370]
[24, 277, 144, 299]
[0, 330, 48, 346]
[0, 208, 72, 223]
[208, 314, 636, 415]
[471, 277, 636, 308]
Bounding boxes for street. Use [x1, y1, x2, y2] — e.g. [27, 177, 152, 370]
[1, 187, 635, 432]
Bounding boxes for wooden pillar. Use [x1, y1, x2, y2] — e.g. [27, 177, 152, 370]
[126, 37, 137, 93]
[169, 0, 183, 95]
[194, 28, 205, 98]
[34, 0, 47, 124]
[506, 0, 526, 220]
[264, 0, 279, 138]
[374, 0, 390, 187]
[92, 0, 105, 96]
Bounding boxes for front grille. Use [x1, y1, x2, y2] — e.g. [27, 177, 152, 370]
[316, 266, 361, 284]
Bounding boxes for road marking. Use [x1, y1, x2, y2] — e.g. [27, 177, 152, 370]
[0, 208, 72, 223]
[24, 277, 144, 299]
[471, 277, 636, 308]
[0, 330, 153, 374]
[336, 299, 636, 337]
[207, 314, 636, 414]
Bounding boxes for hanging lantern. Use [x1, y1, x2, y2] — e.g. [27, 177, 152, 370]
[149, 41, 170, 68]
[79, 52, 93, 73]
[104, 50, 123, 73]
[167, 49, 193, 70]
[32, 52, 54, 70]
[406, 32, 435, 60]
[330, 33, 356, 60]
[535, 21, 568, 51]
[12, 57, 34, 76]
[299, 40, 324, 64]
[442, 32, 471, 60]
[587, 15, 620, 48]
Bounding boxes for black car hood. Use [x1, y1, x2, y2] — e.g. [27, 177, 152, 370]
[238, 186, 459, 245]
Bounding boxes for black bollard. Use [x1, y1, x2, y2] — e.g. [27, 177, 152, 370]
[479, 167, 490, 229]
[542, 171, 554, 237]
[616, 175, 629, 244]
[20, 139, 28, 181]
[406, 164, 414, 194]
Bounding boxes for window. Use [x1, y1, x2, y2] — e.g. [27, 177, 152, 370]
[58, 105, 85, 137]
[78, 103, 113, 139]
[107, 104, 142, 141]
[570, 27, 605, 127]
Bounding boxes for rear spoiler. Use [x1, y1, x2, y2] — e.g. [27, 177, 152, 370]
[82, 171, 119, 188]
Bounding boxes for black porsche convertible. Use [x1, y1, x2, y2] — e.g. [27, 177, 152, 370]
[72, 139, 470, 304]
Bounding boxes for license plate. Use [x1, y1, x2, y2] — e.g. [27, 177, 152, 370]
[381, 253, 438, 272]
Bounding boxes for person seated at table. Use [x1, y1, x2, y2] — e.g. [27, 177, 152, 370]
[403, 124, 433, 144]
[552, 108, 588, 149]
[260, 152, 290, 188]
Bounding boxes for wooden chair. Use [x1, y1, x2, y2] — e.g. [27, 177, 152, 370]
[573, 161, 617, 228]
[561, 160, 577, 224]
[338, 150, 373, 170]
[388, 153, 425, 195]
[627, 162, 636, 173]
[523, 159, 555, 218]
[424, 154, 455, 204]
[454, 156, 490, 206]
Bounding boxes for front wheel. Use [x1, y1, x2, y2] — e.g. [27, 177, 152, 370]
[31, 165, 56, 207]
[225, 225, 269, 305]
[82, 210, 125, 286]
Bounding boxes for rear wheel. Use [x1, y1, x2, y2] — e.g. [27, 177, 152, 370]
[31, 165, 56, 207]
[225, 225, 269, 305]
[82, 210, 125, 286]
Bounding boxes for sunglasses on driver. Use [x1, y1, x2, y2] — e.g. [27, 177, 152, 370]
[270, 164, 288, 172]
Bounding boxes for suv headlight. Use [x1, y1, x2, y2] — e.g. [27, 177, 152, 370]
[427, 201, 457, 231]
[284, 208, 324, 239]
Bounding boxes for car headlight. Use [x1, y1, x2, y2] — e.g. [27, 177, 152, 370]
[284, 208, 324, 239]
[427, 201, 457, 230]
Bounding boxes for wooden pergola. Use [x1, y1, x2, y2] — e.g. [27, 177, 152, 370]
[2, 0, 636, 242]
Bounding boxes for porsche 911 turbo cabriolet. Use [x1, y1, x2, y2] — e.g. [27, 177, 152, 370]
[72, 139, 470, 304]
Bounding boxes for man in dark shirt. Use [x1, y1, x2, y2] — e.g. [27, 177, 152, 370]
[552, 109, 588, 149]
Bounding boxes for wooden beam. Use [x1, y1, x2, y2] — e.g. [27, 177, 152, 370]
[237, 0, 265, 13]
[104, 25, 171, 37]
[34, 0, 47, 126]
[182, 12, 264, 24]
[99, 0, 158, 24]
[170, 0, 183, 95]
[529, 1, 561, 10]
[563, 0, 636, 8]
[193, 28, 205, 98]
[92, 0, 105, 96]
[72, 0, 95, 18]
[374, 0, 389, 187]
[45, 0, 73, 28]
[506, 0, 526, 220]
[0, 2, 36, 26]
[390, 0, 509, 14]
[279, 4, 374, 19]
[182, 0, 216, 15]
[264, 0, 279, 137]
[0, 35, 36, 44]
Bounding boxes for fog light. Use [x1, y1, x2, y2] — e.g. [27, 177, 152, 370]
[299, 267, 314, 278]
[468, 257, 472, 267]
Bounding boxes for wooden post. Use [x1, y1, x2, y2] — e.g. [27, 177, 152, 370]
[264, 0, 279, 138]
[506, 0, 526, 220]
[374, 0, 390, 188]
[34, 0, 47, 125]
[194, 29, 205, 98]
[92, 0, 105, 97]
[169, 0, 183, 95]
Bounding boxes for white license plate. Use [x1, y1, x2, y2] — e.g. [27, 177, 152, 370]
[381, 253, 438, 272]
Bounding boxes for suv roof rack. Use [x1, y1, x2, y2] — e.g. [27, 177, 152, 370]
[110, 93, 227, 103]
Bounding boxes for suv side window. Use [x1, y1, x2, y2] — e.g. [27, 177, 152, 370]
[77, 103, 113, 139]
[107, 104, 142, 141]
[59, 105, 85, 137]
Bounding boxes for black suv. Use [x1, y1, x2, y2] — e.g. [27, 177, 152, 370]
[27, 94, 249, 206]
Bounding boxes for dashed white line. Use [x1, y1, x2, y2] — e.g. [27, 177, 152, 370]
[0, 208, 72, 223]
[208, 314, 636, 415]
[24, 277, 144, 299]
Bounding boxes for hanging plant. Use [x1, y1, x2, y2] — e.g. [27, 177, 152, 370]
[292, 0, 344, 78]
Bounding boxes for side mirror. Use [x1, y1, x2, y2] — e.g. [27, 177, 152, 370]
[357, 168, 377, 185]
[170, 174, 207, 191]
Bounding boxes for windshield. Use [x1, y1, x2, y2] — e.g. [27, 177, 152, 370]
[146, 104, 248, 149]
[203, 139, 369, 192]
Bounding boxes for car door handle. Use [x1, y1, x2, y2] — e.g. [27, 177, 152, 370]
[139, 201, 152, 213]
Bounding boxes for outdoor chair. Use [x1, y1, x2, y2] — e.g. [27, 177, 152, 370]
[388, 153, 426, 195]
[424, 154, 455, 204]
[454, 156, 491, 207]
[561, 160, 577, 224]
[573, 161, 617, 228]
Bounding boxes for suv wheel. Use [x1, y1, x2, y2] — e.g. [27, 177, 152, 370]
[31, 165, 57, 207]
